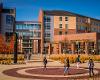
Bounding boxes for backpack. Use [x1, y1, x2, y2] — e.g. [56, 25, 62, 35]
[44, 58, 47, 64]
[76, 57, 80, 62]
[89, 61, 94, 68]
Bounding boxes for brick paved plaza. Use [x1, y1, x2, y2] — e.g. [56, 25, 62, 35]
[0, 55, 100, 80]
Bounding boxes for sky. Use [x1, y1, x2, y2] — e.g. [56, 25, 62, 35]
[1, 0, 100, 21]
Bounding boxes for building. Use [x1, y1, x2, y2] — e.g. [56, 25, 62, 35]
[16, 21, 42, 54]
[0, 3, 16, 36]
[0, 4, 2, 32]
[0, 3, 16, 59]
[38, 10, 100, 54]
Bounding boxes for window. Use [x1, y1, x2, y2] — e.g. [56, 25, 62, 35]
[46, 23, 50, 29]
[59, 31, 62, 35]
[44, 33, 50, 37]
[59, 17, 62, 21]
[44, 23, 50, 29]
[59, 24, 62, 28]
[22, 24, 27, 29]
[16, 25, 20, 29]
[6, 15, 14, 24]
[44, 16, 51, 22]
[65, 17, 68, 21]
[3, 9, 14, 13]
[16, 24, 23, 29]
[80, 26, 85, 30]
[65, 31, 67, 34]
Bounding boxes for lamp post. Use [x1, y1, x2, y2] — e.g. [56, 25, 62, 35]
[76, 41, 80, 54]
[14, 32, 18, 64]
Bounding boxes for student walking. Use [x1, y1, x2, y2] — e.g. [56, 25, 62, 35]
[64, 57, 70, 75]
[43, 57, 47, 70]
[28, 52, 31, 60]
[88, 59, 94, 77]
[24, 52, 27, 60]
[76, 55, 81, 69]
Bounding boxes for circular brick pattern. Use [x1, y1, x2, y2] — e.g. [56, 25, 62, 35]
[25, 67, 88, 75]
[3, 67, 100, 80]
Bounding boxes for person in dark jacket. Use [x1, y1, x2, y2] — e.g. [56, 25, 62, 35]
[64, 57, 70, 75]
[88, 59, 94, 77]
[28, 52, 31, 60]
[76, 55, 81, 69]
[43, 56, 47, 70]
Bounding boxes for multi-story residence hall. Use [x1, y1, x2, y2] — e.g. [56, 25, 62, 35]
[38, 10, 100, 55]
[16, 21, 41, 54]
[0, 3, 15, 36]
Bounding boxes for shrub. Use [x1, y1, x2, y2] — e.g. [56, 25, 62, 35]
[49, 54, 100, 63]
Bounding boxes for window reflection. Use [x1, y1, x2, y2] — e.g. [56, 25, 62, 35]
[16, 23, 41, 30]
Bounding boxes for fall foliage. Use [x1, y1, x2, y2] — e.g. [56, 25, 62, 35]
[0, 34, 14, 54]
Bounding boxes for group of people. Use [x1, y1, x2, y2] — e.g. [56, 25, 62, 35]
[43, 55, 94, 77]
[64, 55, 94, 77]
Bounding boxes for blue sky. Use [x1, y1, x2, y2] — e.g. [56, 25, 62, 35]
[1, 0, 100, 21]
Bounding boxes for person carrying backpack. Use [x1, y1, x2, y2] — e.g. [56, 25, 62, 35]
[43, 56, 47, 70]
[64, 57, 70, 75]
[88, 59, 94, 77]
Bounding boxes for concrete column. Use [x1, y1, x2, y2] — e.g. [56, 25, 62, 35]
[94, 42, 96, 54]
[71, 42, 75, 54]
[20, 39, 23, 53]
[54, 43, 58, 54]
[38, 40, 41, 54]
[33, 40, 35, 54]
[48, 43, 51, 55]
[32, 40, 34, 54]
[59, 43, 62, 54]
[85, 42, 88, 54]
[33, 40, 37, 54]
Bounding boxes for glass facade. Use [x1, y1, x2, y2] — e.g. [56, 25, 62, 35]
[44, 16, 51, 42]
[16, 24, 41, 30]
[16, 21, 41, 53]
[16, 23, 41, 38]
[6, 15, 14, 24]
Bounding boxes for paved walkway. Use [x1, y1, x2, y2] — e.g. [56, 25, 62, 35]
[0, 55, 100, 80]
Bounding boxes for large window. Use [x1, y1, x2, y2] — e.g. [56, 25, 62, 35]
[44, 23, 50, 30]
[22, 24, 27, 29]
[80, 26, 86, 30]
[16, 23, 41, 30]
[6, 15, 14, 24]
[44, 16, 51, 22]
[22, 32, 33, 37]
[16, 24, 23, 29]
[44, 33, 50, 37]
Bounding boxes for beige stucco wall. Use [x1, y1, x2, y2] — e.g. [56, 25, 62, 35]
[68, 16, 76, 29]
[54, 16, 76, 29]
